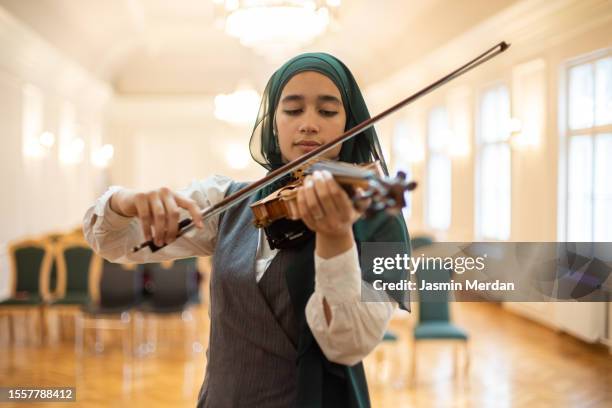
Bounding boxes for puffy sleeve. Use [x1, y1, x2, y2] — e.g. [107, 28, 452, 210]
[82, 174, 232, 264]
[305, 212, 411, 366]
[305, 243, 397, 366]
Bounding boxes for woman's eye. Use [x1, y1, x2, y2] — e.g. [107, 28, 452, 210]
[284, 109, 302, 115]
[320, 110, 338, 117]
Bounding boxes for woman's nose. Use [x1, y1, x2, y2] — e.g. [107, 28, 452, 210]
[298, 111, 320, 134]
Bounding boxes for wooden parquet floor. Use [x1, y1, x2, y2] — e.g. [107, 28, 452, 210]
[0, 302, 610, 407]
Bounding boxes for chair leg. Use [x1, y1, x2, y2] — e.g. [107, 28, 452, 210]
[0, 314, 11, 346]
[11, 312, 21, 344]
[134, 313, 145, 356]
[38, 307, 44, 345]
[94, 326, 104, 353]
[122, 313, 133, 360]
[6, 313, 12, 345]
[374, 346, 384, 384]
[191, 309, 202, 354]
[464, 341, 470, 377]
[388, 342, 403, 389]
[59, 313, 66, 341]
[147, 316, 158, 354]
[453, 343, 459, 379]
[27, 309, 39, 345]
[394, 340, 407, 389]
[21, 310, 30, 344]
[410, 340, 417, 387]
[62, 312, 73, 341]
[45, 309, 59, 345]
[183, 309, 197, 356]
[75, 314, 84, 356]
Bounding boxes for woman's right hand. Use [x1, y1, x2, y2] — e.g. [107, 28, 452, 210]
[109, 187, 204, 247]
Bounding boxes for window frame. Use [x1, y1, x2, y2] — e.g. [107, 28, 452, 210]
[425, 105, 452, 231]
[475, 80, 513, 241]
[558, 48, 612, 242]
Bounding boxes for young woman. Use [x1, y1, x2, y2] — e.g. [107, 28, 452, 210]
[83, 52, 411, 408]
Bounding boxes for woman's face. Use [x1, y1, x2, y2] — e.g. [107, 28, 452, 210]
[275, 71, 346, 163]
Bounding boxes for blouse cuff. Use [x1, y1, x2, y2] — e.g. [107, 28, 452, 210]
[93, 186, 135, 231]
[314, 242, 362, 304]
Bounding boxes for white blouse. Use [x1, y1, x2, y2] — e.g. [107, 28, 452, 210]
[82, 175, 396, 366]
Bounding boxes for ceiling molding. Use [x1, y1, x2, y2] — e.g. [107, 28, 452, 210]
[365, 0, 612, 109]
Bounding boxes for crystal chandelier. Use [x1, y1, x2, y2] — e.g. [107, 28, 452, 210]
[214, 0, 341, 57]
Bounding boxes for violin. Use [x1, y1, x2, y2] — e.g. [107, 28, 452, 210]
[250, 159, 418, 249]
[132, 41, 510, 253]
[250, 159, 417, 228]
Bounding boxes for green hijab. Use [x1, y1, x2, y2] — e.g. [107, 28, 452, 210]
[249, 52, 390, 197]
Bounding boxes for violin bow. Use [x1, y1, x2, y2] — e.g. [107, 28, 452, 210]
[133, 41, 510, 253]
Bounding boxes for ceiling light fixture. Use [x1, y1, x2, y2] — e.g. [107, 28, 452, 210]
[213, 0, 341, 57]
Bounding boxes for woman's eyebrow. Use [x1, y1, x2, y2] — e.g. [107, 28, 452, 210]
[280, 94, 341, 104]
[281, 94, 303, 103]
[317, 95, 341, 104]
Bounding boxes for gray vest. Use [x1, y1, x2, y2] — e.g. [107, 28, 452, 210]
[197, 181, 300, 407]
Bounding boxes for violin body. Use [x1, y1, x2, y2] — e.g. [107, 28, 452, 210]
[250, 160, 383, 228]
[250, 160, 417, 249]
[250, 179, 303, 228]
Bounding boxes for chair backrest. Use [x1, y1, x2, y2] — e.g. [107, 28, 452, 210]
[99, 261, 144, 308]
[411, 235, 434, 251]
[149, 262, 198, 308]
[418, 297, 451, 323]
[9, 239, 53, 299]
[172, 257, 198, 268]
[174, 257, 201, 300]
[56, 239, 99, 299]
[411, 235, 452, 323]
[416, 263, 452, 321]
[64, 247, 92, 292]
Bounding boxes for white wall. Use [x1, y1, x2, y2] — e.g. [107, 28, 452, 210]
[0, 8, 111, 299]
[106, 96, 267, 191]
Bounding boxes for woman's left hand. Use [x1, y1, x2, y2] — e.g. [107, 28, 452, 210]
[296, 170, 367, 239]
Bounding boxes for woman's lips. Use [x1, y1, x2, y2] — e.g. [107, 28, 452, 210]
[295, 142, 322, 152]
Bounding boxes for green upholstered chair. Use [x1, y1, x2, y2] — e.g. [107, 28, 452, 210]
[47, 238, 101, 343]
[136, 258, 201, 356]
[410, 235, 469, 385]
[173, 257, 202, 304]
[76, 261, 143, 357]
[54, 241, 97, 305]
[0, 238, 54, 344]
[381, 237, 436, 343]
